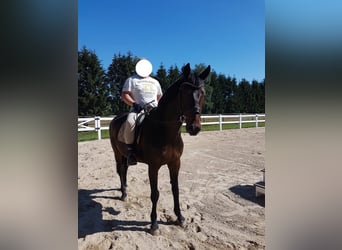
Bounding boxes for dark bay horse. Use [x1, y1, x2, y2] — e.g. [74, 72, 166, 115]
[109, 63, 211, 235]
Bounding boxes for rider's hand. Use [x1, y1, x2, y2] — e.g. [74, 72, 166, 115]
[133, 102, 143, 113]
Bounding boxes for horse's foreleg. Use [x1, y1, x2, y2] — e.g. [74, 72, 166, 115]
[168, 160, 185, 227]
[148, 165, 160, 235]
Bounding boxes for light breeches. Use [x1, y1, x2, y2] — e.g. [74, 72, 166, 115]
[123, 112, 137, 144]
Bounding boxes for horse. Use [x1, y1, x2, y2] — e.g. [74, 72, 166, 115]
[109, 63, 211, 235]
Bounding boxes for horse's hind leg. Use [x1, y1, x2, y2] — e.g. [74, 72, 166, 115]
[168, 159, 185, 227]
[116, 156, 128, 201]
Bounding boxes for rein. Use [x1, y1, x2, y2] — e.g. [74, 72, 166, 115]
[144, 82, 203, 125]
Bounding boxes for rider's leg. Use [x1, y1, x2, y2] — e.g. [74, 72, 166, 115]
[123, 112, 137, 165]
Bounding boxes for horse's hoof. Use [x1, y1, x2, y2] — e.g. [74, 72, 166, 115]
[176, 216, 186, 228]
[149, 228, 160, 236]
[120, 194, 127, 201]
[149, 224, 159, 236]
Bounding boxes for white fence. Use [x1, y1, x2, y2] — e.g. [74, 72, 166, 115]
[78, 114, 265, 140]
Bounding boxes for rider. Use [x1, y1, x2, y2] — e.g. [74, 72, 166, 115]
[121, 58, 163, 165]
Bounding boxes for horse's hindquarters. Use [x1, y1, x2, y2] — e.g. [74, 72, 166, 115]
[109, 115, 128, 155]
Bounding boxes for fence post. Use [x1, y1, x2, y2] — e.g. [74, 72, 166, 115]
[256, 114, 259, 128]
[219, 114, 222, 131]
[95, 116, 101, 140]
[239, 114, 242, 129]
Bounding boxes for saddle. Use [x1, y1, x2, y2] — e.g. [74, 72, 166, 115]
[117, 104, 155, 145]
[134, 104, 156, 145]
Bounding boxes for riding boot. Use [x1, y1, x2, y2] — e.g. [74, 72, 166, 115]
[127, 144, 137, 166]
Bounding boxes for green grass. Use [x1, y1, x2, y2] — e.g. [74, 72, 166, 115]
[78, 130, 110, 142]
[199, 122, 265, 132]
[78, 122, 265, 142]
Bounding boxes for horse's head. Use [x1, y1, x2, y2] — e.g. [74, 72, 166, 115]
[179, 64, 211, 136]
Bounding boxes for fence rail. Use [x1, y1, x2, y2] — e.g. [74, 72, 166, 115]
[78, 114, 265, 140]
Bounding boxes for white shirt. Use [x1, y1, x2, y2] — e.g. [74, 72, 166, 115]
[122, 75, 162, 107]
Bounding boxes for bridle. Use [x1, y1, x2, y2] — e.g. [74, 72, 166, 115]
[144, 81, 204, 125]
[178, 82, 204, 123]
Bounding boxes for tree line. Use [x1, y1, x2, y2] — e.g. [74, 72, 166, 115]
[78, 47, 265, 117]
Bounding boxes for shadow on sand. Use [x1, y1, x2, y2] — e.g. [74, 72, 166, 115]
[78, 188, 170, 238]
[229, 184, 265, 207]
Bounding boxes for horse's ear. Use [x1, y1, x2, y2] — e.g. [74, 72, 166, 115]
[199, 65, 211, 80]
[182, 63, 191, 77]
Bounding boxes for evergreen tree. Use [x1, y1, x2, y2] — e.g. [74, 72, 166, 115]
[106, 52, 137, 114]
[155, 63, 168, 92]
[167, 65, 180, 88]
[78, 46, 110, 116]
[235, 79, 252, 113]
[224, 76, 237, 113]
[77, 47, 265, 116]
[211, 73, 227, 114]
[259, 79, 265, 113]
[228, 78, 238, 113]
[202, 84, 213, 114]
[250, 80, 260, 113]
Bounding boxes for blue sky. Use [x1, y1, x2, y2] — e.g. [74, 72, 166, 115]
[78, 0, 264, 82]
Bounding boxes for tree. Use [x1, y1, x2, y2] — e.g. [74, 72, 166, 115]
[259, 79, 265, 113]
[155, 63, 168, 92]
[224, 76, 238, 113]
[106, 52, 137, 114]
[235, 79, 252, 113]
[211, 73, 228, 114]
[167, 65, 180, 89]
[78, 46, 110, 116]
[250, 80, 261, 113]
[78, 47, 265, 115]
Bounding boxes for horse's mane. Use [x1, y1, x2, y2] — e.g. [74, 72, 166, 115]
[157, 76, 184, 108]
[157, 69, 202, 109]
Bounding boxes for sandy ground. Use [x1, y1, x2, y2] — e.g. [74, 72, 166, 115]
[78, 127, 265, 250]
